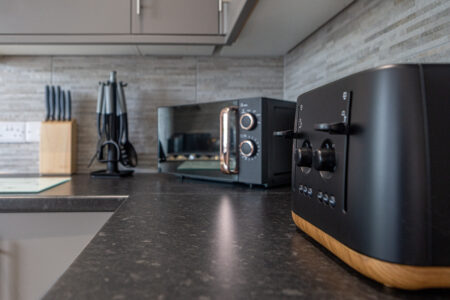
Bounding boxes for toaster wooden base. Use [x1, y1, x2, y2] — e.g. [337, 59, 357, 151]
[291, 211, 450, 290]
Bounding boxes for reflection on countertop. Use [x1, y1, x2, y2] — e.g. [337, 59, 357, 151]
[1, 174, 448, 299]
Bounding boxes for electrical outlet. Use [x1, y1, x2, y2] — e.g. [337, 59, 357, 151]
[0, 122, 26, 143]
[26, 122, 41, 142]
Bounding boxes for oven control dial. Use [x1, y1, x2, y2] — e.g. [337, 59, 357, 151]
[240, 113, 256, 131]
[240, 140, 256, 157]
[295, 146, 313, 167]
[313, 148, 336, 172]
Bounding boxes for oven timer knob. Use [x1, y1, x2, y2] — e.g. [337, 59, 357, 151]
[240, 113, 256, 130]
[240, 140, 256, 157]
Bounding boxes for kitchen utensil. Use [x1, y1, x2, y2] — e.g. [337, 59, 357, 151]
[61, 90, 66, 121]
[100, 81, 121, 165]
[90, 71, 134, 178]
[88, 83, 106, 168]
[40, 119, 77, 175]
[56, 86, 61, 121]
[104, 83, 113, 142]
[66, 90, 72, 121]
[45, 85, 50, 121]
[96, 83, 105, 137]
[41, 86, 77, 175]
[51, 86, 56, 121]
[117, 82, 138, 168]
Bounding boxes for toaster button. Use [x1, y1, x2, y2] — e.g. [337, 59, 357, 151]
[303, 186, 308, 194]
[322, 193, 329, 204]
[298, 185, 304, 193]
[329, 196, 336, 207]
[317, 192, 323, 201]
[307, 187, 313, 197]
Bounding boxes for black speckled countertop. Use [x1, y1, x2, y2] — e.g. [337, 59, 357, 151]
[2, 174, 448, 299]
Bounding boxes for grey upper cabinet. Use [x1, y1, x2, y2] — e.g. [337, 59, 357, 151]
[132, 0, 219, 35]
[0, 0, 255, 47]
[0, 0, 130, 34]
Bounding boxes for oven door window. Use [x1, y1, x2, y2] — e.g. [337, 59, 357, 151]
[158, 101, 239, 181]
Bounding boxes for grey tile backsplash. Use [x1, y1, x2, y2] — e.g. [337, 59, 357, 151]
[1, 0, 449, 174]
[0, 56, 284, 173]
[284, 0, 450, 100]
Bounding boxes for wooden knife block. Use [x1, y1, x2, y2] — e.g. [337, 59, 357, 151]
[39, 120, 77, 175]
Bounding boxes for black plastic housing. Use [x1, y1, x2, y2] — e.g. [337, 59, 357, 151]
[291, 64, 450, 266]
[158, 97, 296, 187]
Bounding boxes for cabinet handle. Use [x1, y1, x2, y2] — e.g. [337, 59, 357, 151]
[219, 0, 230, 12]
[137, 0, 140, 15]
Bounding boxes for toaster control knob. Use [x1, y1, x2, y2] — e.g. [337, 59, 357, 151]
[240, 113, 256, 130]
[240, 140, 256, 157]
[295, 147, 313, 167]
[313, 148, 336, 172]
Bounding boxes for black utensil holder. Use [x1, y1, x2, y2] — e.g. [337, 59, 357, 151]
[91, 72, 134, 178]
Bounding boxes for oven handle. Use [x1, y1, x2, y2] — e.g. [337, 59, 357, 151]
[220, 106, 239, 174]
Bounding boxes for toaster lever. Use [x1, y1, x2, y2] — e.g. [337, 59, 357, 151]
[273, 130, 303, 139]
[314, 122, 348, 134]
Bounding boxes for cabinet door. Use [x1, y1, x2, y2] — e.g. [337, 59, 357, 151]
[0, 0, 130, 34]
[132, 0, 219, 35]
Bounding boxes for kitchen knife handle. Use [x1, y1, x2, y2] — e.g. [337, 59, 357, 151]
[45, 85, 50, 121]
[61, 90, 66, 121]
[219, 106, 239, 174]
[56, 86, 61, 121]
[51, 86, 56, 121]
[67, 91, 72, 121]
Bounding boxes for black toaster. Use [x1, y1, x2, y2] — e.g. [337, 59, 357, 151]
[290, 64, 450, 289]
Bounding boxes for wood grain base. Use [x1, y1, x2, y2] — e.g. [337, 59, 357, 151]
[292, 211, 450, 290]
[39, 120, 77, 175]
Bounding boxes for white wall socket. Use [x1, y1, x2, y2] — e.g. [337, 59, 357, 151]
[0, 121, 41, 143]
[25, 122, 41, 142]
[0, 122, 26, 143]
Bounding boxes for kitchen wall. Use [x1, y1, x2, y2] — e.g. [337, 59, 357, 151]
[284, 0, 450, 100]
[0, 56, 283, 173]
[1, 0, 449, 174]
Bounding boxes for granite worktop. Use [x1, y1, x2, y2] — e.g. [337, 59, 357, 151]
[2, 174, 448, 299]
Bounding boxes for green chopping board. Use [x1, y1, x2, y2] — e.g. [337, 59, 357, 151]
[0, 177, 71, 194]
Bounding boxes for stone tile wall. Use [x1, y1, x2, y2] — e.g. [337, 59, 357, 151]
[0, 56, 283, 173]
[284, 0, 450, 100]
[1, 0, 449, 173]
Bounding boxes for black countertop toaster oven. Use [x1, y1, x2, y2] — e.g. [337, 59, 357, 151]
[291, 64, 450, 289]
[158, 97, 296, 187]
